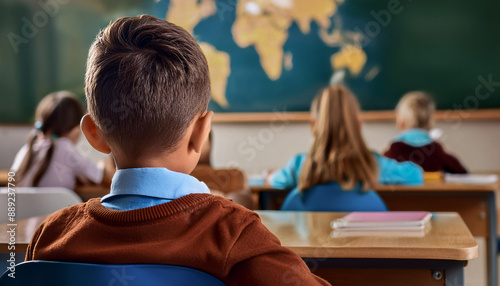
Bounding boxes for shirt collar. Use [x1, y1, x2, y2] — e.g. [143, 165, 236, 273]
[393, 128, 433, 147]
[101, 167, 210, 202]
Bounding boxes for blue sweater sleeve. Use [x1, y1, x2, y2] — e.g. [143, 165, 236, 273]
[374, 152, 424, 185]
[268, 153, 306, 189]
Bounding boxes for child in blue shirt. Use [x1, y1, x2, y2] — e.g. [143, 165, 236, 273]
[384, 91, 467, 173]
[268, 85, 423, 211]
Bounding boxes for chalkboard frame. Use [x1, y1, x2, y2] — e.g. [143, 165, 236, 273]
[1, 109, 497, 127]
[212, 109, 500, 123]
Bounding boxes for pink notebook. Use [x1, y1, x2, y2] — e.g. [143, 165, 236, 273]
[331, 211, 432, 231]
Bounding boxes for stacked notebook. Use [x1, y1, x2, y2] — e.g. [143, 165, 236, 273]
[331, 211, 432, 237]
[444, 174, 498, 184]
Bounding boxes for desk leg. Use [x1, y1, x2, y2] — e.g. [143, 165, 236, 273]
[308, 258, 466, 286]
[379, 191, 497, 286]
[486, 191, 497, 286]
[257, 190, 290, 210]
[258, 192, 271, 210]
[445, 263, 464, 286]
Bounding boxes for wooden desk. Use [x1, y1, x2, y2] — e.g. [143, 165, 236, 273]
[375, 182, 498, 286]
[0, 169, 9, 187]
[0, 214, 49, 253]
[0, 212, 478, 284]
[252, 180, 499, 286]
[257, 211, 478, 286]
[0, 211, 477, 285]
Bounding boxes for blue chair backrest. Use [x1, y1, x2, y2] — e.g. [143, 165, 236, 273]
[281, 181, 388, 211]
[0, 260, 225, 286]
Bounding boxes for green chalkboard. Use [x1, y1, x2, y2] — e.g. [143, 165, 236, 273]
[1, 0, 499, 123]
[0, 0, 160, 123]
[344, 0, 500, 112]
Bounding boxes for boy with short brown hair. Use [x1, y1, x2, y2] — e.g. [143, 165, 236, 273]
[26, 15, 329, 285]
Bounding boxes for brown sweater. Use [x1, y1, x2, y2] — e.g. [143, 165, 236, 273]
[26, 194, 329, 286]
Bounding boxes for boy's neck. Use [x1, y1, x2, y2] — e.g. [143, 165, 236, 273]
[113, 149, 198, 175]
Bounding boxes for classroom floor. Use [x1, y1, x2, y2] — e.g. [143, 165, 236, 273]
[464, 237, 486, 286]
[463, 190, 500, 286]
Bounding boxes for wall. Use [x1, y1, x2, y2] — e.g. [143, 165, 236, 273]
[211, 120, 500, 174]
[2, 119, 499, 174]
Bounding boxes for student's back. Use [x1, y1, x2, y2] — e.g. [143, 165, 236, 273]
[384, 92, 467, 174]
[12, 137, 102, 189]
[269, 85, 423, 211]
[11, 91, 104, 189]
[26, 16, 329, 286]
[281, 181, 387, 211]
[27, 193, 317, 284]
[270, 152, 423, 190]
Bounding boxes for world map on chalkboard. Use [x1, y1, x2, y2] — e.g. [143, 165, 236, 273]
[162, 0, 372, 112]
[1, 0, 499, 123]
[159, 0, 500, 113]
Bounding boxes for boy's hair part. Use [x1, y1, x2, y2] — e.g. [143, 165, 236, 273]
[85, 15, 211, 158]
[396, 91, 435, 130]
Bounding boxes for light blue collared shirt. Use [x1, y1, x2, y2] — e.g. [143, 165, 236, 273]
[269, 151, 423, 190]
[393, 128, 433, 147]
[101, 168, 210, 211]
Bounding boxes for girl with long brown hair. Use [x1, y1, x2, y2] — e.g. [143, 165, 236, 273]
[11, 91, 110, 189]
[268, 85, 423, 211]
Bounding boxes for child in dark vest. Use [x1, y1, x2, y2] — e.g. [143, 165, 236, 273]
[384, 91, 467, 173]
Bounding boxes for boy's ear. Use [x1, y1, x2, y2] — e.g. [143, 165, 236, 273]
[81, 114, 111, 154]
[190, 111, 214, 153]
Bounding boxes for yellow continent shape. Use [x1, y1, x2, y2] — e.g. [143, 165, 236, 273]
[331, 45, 367, 76]
[199, 43, 231, 108]
[166, 0, 231, 108]
[166, 0, 216, 33]
[232, 0, 338, 80]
